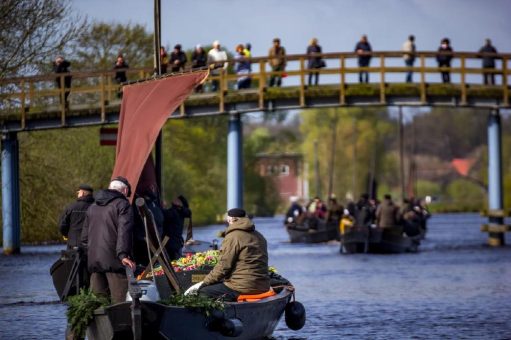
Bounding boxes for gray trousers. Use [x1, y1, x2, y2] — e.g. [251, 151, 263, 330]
[90, 272, 128, 304]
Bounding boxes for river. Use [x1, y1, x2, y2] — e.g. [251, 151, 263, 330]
[1, 213, 510, 339]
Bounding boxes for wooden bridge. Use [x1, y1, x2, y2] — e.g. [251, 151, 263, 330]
[1, 50, 510, 254]
[1, 51, 509, 132]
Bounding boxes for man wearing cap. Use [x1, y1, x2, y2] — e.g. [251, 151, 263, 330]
[81, 177, 136, 304]
[170, 44, 187, 73]
[197, 208, 270, 301]
[59, 184, 94, 249]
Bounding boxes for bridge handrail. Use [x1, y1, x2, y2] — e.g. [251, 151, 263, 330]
[1, 50, 509, 130]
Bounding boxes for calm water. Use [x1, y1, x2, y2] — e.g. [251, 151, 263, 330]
[1, 213, 510, 339]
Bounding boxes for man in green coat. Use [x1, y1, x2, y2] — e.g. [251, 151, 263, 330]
[197, 208, 270, 301]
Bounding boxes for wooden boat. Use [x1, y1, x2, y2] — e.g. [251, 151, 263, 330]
[86, 285, 296, 340]
[49, 248, 89, 301]
[285, 217, 339, 243]
[340, 226, 420, 254]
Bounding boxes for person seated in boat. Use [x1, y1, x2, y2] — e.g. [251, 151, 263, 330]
[59, 183, 94, 249]
[339, 209, 355, 235]
[326, 195, 343, 223]
[375, 194, 400, 229]
[195, 208, 270, 301]
[400, 199, 423, 237]
[285, 196, 305, 225]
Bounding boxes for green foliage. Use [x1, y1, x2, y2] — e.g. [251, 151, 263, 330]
[72, 22, 154, 70]
[445, 178, 485, 210]
[67, 289, 110, 338]
[17, 127, 114, 242]
[160, 293, 224, 317]
[416, 180, 442, 199]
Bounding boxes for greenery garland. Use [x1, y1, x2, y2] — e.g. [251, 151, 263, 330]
[160, 293, 224, 317]
[66, 289, 110, 338]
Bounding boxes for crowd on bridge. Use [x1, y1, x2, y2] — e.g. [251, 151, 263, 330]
[52, 35, 502, 104]
[285, 193, 430, 237]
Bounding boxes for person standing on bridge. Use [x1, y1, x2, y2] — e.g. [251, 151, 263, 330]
[355, 35, 372, 83]
[207, 40, 229, 92]
[113, 54, 129, 98]
[402, 35, 416, 83]
[268, 38, 287, 87]
[235, 44, 252, 89]
[160, 46, 169, 74]
[59, 184, 94, 249]
[170, 44, 187, 73]
[53, 55, 72, 106]
[80, 177, 136, 304]
[192, 44, 207, 92]
[478, 39, 498, 85]
[436, 38, 453, 83]
[307, 38, 324, 86]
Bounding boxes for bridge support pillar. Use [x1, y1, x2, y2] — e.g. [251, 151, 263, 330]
[227, 113, 243, 210]
[486, 109, 505, 246]
[2, 132, 21, 255]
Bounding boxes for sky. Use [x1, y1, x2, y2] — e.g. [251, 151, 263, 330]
[73, 0, 511, 56]
[72, 0, 511, 118]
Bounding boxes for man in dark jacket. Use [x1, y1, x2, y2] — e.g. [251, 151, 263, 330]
[170, 44, 187, 73]
[162, 195, 191, 260]
[479, 39, 498, 85]
[436, 38, 453, 83]
[59, 184, 94, 249]
[355, 35, 372, 83]
[197, 208, 270, 301]
[53, 55, 72, 105]
[81, 177, 135, 304]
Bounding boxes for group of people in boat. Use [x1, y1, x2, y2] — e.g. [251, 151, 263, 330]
[58, 179, 271, 303]
[285, 193, 430, 237]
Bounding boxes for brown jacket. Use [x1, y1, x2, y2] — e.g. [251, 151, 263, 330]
[202, 217, 270, 294]
[376, 199, 400, 228]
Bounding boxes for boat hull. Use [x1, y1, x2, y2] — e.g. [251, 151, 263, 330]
[341, 227, 419, 254]
[86, 288, 293, 340]
[286, 219, 339, 243]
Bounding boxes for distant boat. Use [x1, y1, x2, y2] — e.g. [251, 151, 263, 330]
[340, 226, 422, 254]
[285, 217, 339, 243]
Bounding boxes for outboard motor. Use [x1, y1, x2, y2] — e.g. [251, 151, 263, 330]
[285, 301, 306, 330]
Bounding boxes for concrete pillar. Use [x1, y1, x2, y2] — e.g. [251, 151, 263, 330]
[227, 113, 243, 210]
[2, 132, 21, 254]
[487, 109, 505, 246]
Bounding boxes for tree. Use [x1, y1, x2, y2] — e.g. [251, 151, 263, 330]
[72, 22, 154, 71]
[0, 0, 86, 78]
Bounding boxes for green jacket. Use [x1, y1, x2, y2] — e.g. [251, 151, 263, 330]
[203, 217, 270, 294]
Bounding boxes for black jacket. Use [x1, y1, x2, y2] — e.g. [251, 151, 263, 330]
[81, 189, 134, 273]
[162, 204, 191, 260]
[479, 44, 497, 68]
[192, 51, 207, 68]
[355, 42, 372, 66]
[59, 195, 94, 249]
[436, 46, 453, 65]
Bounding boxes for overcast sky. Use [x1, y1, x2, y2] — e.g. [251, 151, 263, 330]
[74, 0, 511, 56]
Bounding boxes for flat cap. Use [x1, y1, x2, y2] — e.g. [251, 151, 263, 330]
[227, 208, 246, 218]
[78, 184, 93, 192]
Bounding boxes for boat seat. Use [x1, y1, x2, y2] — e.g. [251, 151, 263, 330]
[237, 288, 276, 302]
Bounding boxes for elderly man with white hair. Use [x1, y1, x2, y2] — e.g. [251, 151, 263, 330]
[207, 40, 228, 91]
[81, 176, 135, 304]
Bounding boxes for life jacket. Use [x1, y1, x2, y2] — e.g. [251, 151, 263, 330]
[237, 287, 276, 302]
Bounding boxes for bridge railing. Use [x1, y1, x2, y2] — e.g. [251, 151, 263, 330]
[0, 51, 509, 128]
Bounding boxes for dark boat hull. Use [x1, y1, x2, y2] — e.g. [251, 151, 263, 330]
[86, 288, 293, 340]
[286, 219, 339, 243]
[49, 249, 89, 301]
[341, 227, 419, 254]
